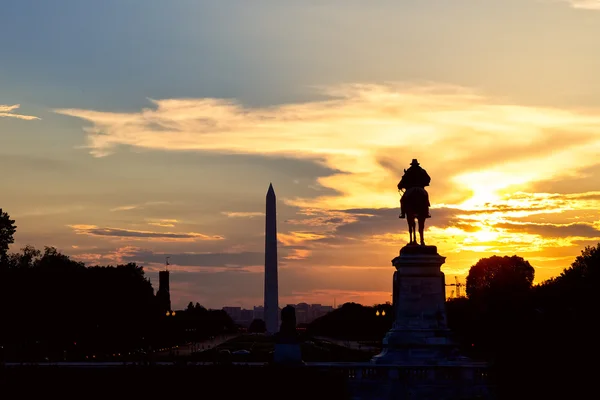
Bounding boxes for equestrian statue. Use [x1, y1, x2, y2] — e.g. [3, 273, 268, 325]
[397, 159, 431, 246]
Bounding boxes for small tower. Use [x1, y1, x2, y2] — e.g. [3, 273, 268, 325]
[156, 258, 171, 314]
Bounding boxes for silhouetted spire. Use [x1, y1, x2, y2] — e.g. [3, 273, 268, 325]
[264, 182, 279, 334]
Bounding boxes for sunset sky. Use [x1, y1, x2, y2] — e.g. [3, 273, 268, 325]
[2, 0, 600, 309]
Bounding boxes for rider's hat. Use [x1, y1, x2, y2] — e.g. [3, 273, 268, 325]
[410, 159, 420, 166]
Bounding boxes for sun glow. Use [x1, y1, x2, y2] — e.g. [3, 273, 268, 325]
[467, 228, 501, 243]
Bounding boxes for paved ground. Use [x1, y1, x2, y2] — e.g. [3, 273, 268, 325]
[153, 334, 238, 357]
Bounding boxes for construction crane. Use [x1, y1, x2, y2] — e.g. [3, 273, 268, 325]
[446, 276, 465, 298]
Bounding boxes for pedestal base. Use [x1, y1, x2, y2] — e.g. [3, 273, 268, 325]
[371, 328, 461, 365]
[367, 244, 491, 398]
[273, 343, 303, 365]
[372, 244, 458, 365]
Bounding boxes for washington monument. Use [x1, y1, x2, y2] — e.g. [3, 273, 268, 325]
[264, 183, 279, 334]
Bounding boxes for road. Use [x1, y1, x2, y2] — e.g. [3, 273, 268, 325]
[313, 336, 380, 352]
[3, 361, 398, 367]
[153, 334, 238, 358]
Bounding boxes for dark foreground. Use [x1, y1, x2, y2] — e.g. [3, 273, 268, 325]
[0, 365, 350, 400]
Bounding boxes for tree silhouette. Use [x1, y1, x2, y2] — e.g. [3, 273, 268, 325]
[248, 318, 266, 333]
[466, 255, 534, 300]
[0, 245, 162, 360]
[0, 211, 238, 362]
[5, 245, 41, 269]
[559, 244, 599, 285]
[0, 209, 16, 261]
[307, 302, 392, 340]
[535, 244, 599, 322]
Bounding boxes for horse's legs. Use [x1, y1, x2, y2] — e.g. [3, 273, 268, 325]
[418, 217, 425, 245]
[408, 215, 416, 244]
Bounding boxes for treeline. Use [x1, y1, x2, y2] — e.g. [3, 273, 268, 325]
[308, 246, 599, 398]
[447, 249, 598, 399]
[307, 302, 393, 341]
[0, 209, 235, 362]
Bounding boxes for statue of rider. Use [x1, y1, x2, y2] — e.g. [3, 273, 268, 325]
[397, 159, 431, 219]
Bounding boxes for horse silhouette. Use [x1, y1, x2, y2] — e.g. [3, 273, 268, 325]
[402, 187, 429, 245]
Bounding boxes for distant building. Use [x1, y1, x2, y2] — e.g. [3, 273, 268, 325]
[295, 303, 310, 324]
[156, 270, 171, 314]
[222, 307, 242, 322]
[282, 303, 334, 324]
[222, 307, 256, 327]
[311, 304, 333, 320]
[222, 303, 333, 326]
[240, 309, 254, 325]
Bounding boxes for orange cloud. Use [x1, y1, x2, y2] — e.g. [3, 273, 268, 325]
[55, 83, 600, 211]
[561, 1, 600, 11]
[278, 231, 329, 246]
[147, 219, 179, 227]
[72, 246, 143, 265]
[283, 249, 312, 261]
[110, 201, 170, 212]
[0, 104, 39, 120]
[68, 224, 224, 242]
[221, 211, 264, 218]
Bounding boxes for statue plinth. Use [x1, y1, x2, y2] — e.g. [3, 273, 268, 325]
[372, 244, 459, 365]
[273, 305, 304, 365]
[273, 342, 303, 365]
[398, 244, 439, 256]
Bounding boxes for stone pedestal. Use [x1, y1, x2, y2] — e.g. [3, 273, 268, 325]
[273, 305, 304, 365]
[372, 244, 458, 364]
[273, 343, 303, 365]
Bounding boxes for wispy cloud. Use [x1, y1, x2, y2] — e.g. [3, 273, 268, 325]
[0, 104, 39, 120]
[72, 246, 142, 265]
[147, 219, 179, 227]
[116, 248, 264, 268]
[493, 221, 600, 238]
[283, 248, 312, 261]
[55, 83, 600, 211]
[109, 201, 170, 212]
[68, 224, 224, 241]
[278, 231, 330, 246]
[221, 211, 264, 218]
[561, 0, 600, 10]
[110, 205, 139, 212]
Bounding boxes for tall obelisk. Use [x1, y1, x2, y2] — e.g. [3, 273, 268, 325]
[264, 183, 279, 334]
